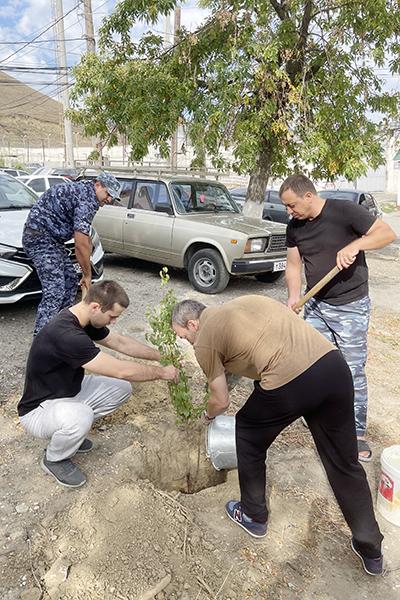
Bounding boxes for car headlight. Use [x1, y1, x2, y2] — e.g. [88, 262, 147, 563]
[0, 244, 17, 258]
[90, 227, 100, 249]
[244, 238, 267, 253]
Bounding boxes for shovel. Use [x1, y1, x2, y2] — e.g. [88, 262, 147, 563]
[292, 265, 340, 312]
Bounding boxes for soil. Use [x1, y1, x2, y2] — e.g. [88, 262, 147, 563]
[1, 212, 400, 600]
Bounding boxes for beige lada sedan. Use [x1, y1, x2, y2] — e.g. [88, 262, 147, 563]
[91, 173, 287, 294]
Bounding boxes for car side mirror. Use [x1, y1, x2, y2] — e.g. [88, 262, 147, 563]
[155, 204, 173, 215]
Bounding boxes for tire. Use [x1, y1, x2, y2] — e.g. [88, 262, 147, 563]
[188, 248, 230, 294]
[255, 271, 284, 283]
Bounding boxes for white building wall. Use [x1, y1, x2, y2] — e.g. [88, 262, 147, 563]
[0, 136, 393, 193]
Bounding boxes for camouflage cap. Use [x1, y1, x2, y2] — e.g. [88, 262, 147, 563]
[96, 171, 122, 200]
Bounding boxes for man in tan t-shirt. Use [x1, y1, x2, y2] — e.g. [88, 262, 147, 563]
[172, 295, 384, 576]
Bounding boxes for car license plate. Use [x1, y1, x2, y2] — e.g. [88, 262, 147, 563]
[273, 260, 286, 272]
[73, 262, 82, 273]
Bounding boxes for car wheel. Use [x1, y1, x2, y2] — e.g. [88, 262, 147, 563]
[188, 248, 230, 294]
[255, 271, 284, 283]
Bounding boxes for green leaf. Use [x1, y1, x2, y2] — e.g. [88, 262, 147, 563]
[69, 0, 400, 198]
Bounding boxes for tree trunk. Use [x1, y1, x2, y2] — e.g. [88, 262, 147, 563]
[241, 141, 272, 219]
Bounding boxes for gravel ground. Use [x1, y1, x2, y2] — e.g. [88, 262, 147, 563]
[1, 211, 399, 600]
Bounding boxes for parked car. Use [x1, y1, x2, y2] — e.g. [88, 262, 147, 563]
[0, 167, 30, 178]
[51, 167, 79, 180]
[318, 189, 382, 218]
[25, 163, 44, 174]
[230, 187, 289, 224]
[29, 167, 79, 180]
[17, 174, 70, 196]
[77, 171, 288, 294]
[0, 172, 104, 304]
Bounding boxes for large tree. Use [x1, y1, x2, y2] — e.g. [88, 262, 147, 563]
[69, 1, 400, 217]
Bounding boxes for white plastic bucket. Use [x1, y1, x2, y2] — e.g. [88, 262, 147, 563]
[206, 415, 237, 471]
[377, 445, 400, 527]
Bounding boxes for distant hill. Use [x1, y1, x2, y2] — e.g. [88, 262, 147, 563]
[0, 71, 88, 148]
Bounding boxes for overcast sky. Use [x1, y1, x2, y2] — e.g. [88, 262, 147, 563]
[0, 0, 209, 98]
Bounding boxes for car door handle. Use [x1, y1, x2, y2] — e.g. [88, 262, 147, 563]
[127, 213, 135, 219]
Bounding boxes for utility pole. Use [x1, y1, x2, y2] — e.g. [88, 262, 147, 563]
[82, 0, 103, 165]
[164, 11, 172, 49]
[52, 0, 74, 167]
[170, 7, 181, 169]
[83, 0, 96, 54]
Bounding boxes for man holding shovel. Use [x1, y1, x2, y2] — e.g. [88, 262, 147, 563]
[281, 174, 396, 461]
[172, 295, 384, 576]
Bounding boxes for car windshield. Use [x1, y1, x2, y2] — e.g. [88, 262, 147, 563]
[319, 190, 357, 202]
[171, 182, 239, 214]
[0, 174, 37, 209]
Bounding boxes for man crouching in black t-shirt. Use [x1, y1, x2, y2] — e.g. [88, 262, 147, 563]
[18, 280, 179, 488]
[281, 174, 396, 463]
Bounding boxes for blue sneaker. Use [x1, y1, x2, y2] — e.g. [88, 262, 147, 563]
[225, 501, 267, 538]
[351, 538, 383, 576]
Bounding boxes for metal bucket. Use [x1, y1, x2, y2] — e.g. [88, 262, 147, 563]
[206, 415, 237, 471]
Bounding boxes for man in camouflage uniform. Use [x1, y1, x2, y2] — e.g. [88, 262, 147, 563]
[281, 174, 396, 461]
[22, 172, 121, 335]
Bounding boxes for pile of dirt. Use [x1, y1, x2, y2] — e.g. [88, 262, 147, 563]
[1, 243, 400, 599]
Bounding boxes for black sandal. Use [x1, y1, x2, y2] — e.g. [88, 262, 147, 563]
[357, 439, 372, 462]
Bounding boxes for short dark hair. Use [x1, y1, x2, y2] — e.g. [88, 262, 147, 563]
[279, 174, 317, 198]
[84, 280, 129, 312]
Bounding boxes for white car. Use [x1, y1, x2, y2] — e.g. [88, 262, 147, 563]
[0, 168, 30, 178]
[0, 172, 104, 304]
[17, 174, 70, 196]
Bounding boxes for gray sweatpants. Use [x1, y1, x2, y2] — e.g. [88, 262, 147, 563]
[304, 295, 370, 436]
[19, 375, 132, 461]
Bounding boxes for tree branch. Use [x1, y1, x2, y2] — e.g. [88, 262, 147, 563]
[269, 0, 289, 21]
[311, 1, 359, 19]
[298, 0, 313, 51]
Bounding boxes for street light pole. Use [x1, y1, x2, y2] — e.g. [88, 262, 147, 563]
[22, 135, 27, 164]
[170, 7, 181, 169]
[52, 0, 75, 167]
[83, 0, 96, 54]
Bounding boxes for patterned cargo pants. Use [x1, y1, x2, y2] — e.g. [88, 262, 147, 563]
[23, 230, 79, 335]
[304, 296, 371, 436]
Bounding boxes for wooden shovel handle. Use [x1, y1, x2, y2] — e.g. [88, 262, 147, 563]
[292, 265, 340, 311]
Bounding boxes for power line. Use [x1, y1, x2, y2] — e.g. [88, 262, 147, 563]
[0, 66, 72, 72]
[0, 81, 73, 85]
[0, 0, 111, 71]
[0, 0, 112, 113]
[0, 2, 79, 65]
[0, 39, 84, 111]
[0, 80, 75, 114]
[0, 38, 84, 45]
[0, 13, 86, 68]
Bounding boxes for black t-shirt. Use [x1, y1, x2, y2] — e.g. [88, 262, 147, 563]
[18, 309, 109, 416]
[286, 199, 376, 305]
